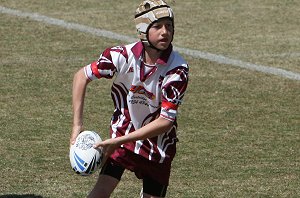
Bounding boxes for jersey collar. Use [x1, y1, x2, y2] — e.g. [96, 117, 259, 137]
[131, 41, 172, 66]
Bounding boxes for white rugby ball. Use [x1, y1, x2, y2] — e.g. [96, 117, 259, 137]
[70, 130, 103, 176]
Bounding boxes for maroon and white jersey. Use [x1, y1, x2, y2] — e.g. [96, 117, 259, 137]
[84, 41, 189, 164]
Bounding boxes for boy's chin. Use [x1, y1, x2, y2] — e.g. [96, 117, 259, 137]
[155, 44, 170, 51]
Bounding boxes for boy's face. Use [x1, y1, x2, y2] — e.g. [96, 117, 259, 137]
[148, 18, 174, 51]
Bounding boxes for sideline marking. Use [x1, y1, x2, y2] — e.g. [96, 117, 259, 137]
[1, 6, 300, 81]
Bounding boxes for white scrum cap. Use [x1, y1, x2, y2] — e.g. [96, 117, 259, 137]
[134, 0, 174, 45]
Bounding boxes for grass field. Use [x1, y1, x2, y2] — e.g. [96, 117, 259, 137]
[1, 0, 299, 197]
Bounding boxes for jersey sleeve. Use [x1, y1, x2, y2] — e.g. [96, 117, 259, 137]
[160, 65, 189, 121]
[84, 46, 129, 80]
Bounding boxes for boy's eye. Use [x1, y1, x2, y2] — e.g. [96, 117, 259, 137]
[152, 24, 161, 28]
[152, 23, 173, 30]
[166, 23, 173, 28]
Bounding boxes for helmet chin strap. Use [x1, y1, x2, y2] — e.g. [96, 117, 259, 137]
[148, 42, 162, 52]
[141, 39, 162, 52]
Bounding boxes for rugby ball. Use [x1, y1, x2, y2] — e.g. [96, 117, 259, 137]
[70, 130, 103, 176]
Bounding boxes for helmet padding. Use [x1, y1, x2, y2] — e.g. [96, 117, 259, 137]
[134, 0, 174, 47]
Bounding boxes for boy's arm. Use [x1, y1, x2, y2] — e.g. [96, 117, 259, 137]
[115, 116, 173, 144]
[94, 116, 173, 163]
[70, 68, 91, 145]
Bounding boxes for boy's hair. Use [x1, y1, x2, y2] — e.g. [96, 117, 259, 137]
[134, 0, 174, 48]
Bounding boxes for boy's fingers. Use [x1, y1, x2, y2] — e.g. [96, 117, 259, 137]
[93, 141, 103, 148]
[70, 128, 82, 145]
[70, 138, 76, 145]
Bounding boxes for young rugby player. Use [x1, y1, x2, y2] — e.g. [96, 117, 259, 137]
[70, 0, 189, 197]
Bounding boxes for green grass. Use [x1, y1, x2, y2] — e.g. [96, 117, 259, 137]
[1, 0, 300, 197]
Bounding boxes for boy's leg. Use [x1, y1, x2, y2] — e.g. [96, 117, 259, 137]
[87, 174, 119, 198]
[141, 176, 168, 198]
[88, 160, 125, 198]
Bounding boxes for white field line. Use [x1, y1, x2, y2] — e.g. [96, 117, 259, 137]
[1, 6, 300, 81]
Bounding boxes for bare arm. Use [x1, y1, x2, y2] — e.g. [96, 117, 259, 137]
[70, 68, 91, 145]
[94, 116, 173, 163]
[113, 117, 173, 144]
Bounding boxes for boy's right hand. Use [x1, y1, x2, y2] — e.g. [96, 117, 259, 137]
[70, 125, 84, 146]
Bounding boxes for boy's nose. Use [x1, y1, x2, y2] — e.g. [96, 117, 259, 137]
[161, 25, 168, 34]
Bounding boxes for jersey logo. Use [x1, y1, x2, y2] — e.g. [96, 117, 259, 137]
[130, 85, 155, 100]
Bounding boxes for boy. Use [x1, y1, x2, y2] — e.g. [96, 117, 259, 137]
[70, 0, 189, 197]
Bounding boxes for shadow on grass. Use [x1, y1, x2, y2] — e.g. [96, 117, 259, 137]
[0, 195, 43, 198]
